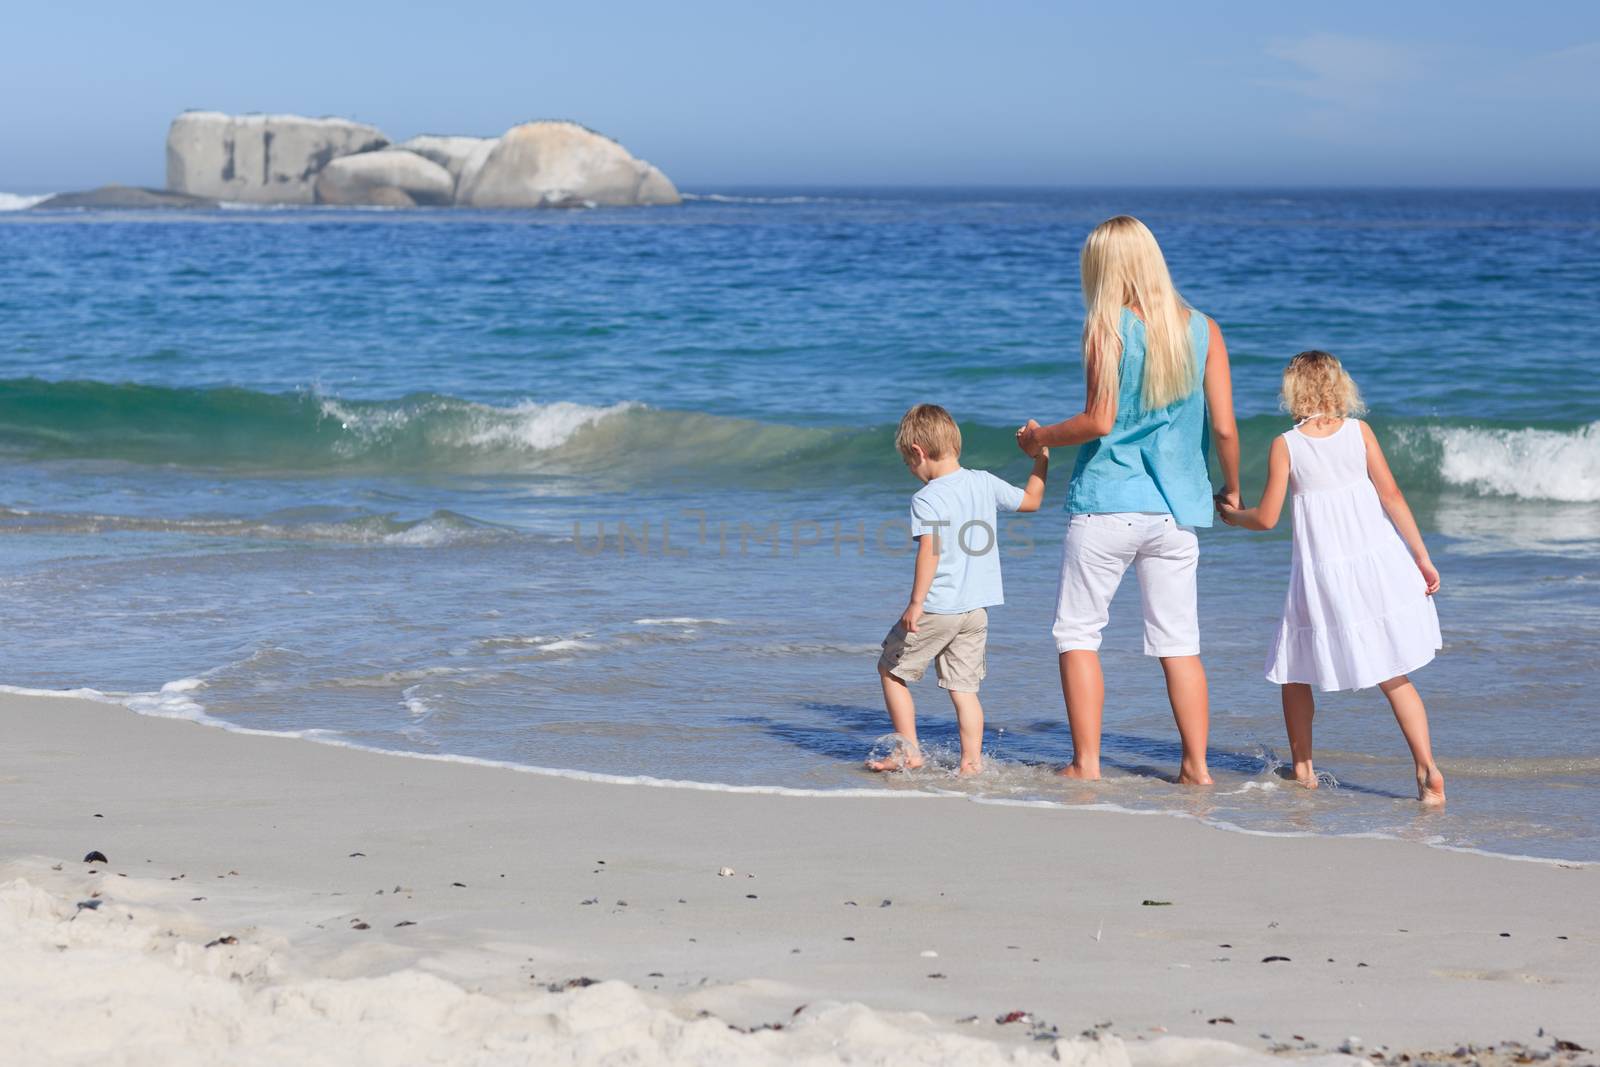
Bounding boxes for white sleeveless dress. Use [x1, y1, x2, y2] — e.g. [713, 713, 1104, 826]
[1265, 419, 1441, 691]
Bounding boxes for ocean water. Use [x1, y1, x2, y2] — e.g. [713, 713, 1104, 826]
[2, 188, 1597, 861]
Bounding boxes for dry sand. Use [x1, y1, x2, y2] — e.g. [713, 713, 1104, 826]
[2, 690, 1596, 1065]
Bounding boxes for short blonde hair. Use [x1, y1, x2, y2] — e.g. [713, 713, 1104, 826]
[1281, 350, 1367, 420]
[895, 403, 962, 460]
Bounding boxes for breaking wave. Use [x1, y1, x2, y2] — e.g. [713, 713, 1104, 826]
[0, 192, 51, 211]
[0, 378, 1593, 500]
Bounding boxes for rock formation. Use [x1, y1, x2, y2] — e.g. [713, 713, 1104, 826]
[313, 150, 454, 207]
[455, 121, 680, 208]
[394, 136, 495, 189]
[166, 112, 389, 204]
[157, 112, 678, 208]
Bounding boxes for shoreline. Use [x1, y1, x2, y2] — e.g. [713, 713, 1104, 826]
[2, 682, 1587, 869]
[3, 690, 1596, 1064]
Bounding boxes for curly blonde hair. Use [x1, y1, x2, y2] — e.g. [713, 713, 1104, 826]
[1281, 350, 1366, 420]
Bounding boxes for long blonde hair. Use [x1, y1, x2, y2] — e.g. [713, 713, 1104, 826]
[1080, 216, 1196, 411]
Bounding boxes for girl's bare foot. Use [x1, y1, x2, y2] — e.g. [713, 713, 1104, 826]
[1418, 765, 1446, 806]
[958, 758, 983, 777]
[1294, 760, 1318, 789]
[1177, 768, 1214, 786]
[1057, 761, 1100, 780]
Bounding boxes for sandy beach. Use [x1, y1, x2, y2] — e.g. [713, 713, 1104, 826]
[1, 690, 1595, 1065]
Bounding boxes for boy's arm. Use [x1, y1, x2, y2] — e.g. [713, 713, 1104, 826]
[1016, 451, 1050, 513]
[901, 533, 939, 632]
[1218, 435, 1289, 531]
[1203, 318, 1242, 508]
[1362, 421, 1441, 594]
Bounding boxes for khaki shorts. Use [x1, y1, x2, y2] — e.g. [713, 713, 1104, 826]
[878, 608, 988, 693]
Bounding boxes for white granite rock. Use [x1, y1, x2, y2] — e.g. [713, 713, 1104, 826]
[456, 121, 679, 208]
[166, 111, 389, 204]
[313, 149, 454, 207]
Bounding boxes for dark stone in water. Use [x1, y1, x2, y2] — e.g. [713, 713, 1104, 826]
[33, 185, 219, 210]
[83, 851, 108, 864]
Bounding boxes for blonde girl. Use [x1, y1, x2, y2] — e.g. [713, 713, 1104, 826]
[1018, 215, 1241, 785]
[1219, 351, 1445, 804]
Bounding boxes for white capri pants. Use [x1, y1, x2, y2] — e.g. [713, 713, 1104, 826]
[1052, 512, 1201, 658]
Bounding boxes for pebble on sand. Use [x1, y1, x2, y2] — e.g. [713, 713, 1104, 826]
[83, 850, 108, 864]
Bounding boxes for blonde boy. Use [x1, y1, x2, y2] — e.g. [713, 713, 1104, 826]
[871, 404, 1048, 775]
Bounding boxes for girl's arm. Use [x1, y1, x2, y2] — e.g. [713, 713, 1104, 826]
[1019, 348, 1117, 451]
[1203, 318, 1241, 508]
[1218, 435, 1290, 531]
[1361, 421, 1441, 594]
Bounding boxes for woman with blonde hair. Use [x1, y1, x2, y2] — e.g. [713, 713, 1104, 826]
[1017, 215, 1240, 784]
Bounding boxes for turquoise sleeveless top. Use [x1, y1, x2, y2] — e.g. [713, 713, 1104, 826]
[1065, 308, 1213, 527]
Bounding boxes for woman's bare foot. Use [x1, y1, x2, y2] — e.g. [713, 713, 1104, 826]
[866, 745, 923, 772]
[1177, 761, 1213, 786]
[1418, 765, 1446, 806]
[1293, 760, 1318, 789]
[1057, 761, 1100, 780]
[958, 758, 983, 777]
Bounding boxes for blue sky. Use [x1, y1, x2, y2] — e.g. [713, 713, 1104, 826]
[3, 1, 1597, 190]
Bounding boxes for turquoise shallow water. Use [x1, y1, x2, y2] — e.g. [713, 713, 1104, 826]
[1, 188, 1597, 860]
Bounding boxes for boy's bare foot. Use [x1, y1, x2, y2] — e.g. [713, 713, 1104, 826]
[1418, 765, 1446, 806]
[958, 758, 983, 777]
[866, 749, 923, 773]
[1293, 760, 1318, 789]
[1057, 761, 1100, 780]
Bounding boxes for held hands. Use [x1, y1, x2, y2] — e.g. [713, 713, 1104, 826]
[900, 601, 924, 634]
[1015, 419, 1046, 458]
[1214, 490, 1243, 527]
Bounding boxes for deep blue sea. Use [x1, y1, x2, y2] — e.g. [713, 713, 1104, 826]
[2, 188, 1597, 860]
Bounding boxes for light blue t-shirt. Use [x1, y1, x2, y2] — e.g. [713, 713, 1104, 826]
[908, 467, 1026, 614]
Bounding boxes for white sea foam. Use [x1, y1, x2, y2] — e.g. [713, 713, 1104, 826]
[634, 617, 732, 626]
[1429, 421, 1600, 502]
[0, 191, 50, 211]
[454, 399, 637, 451]
[315, 392, 636, 456]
